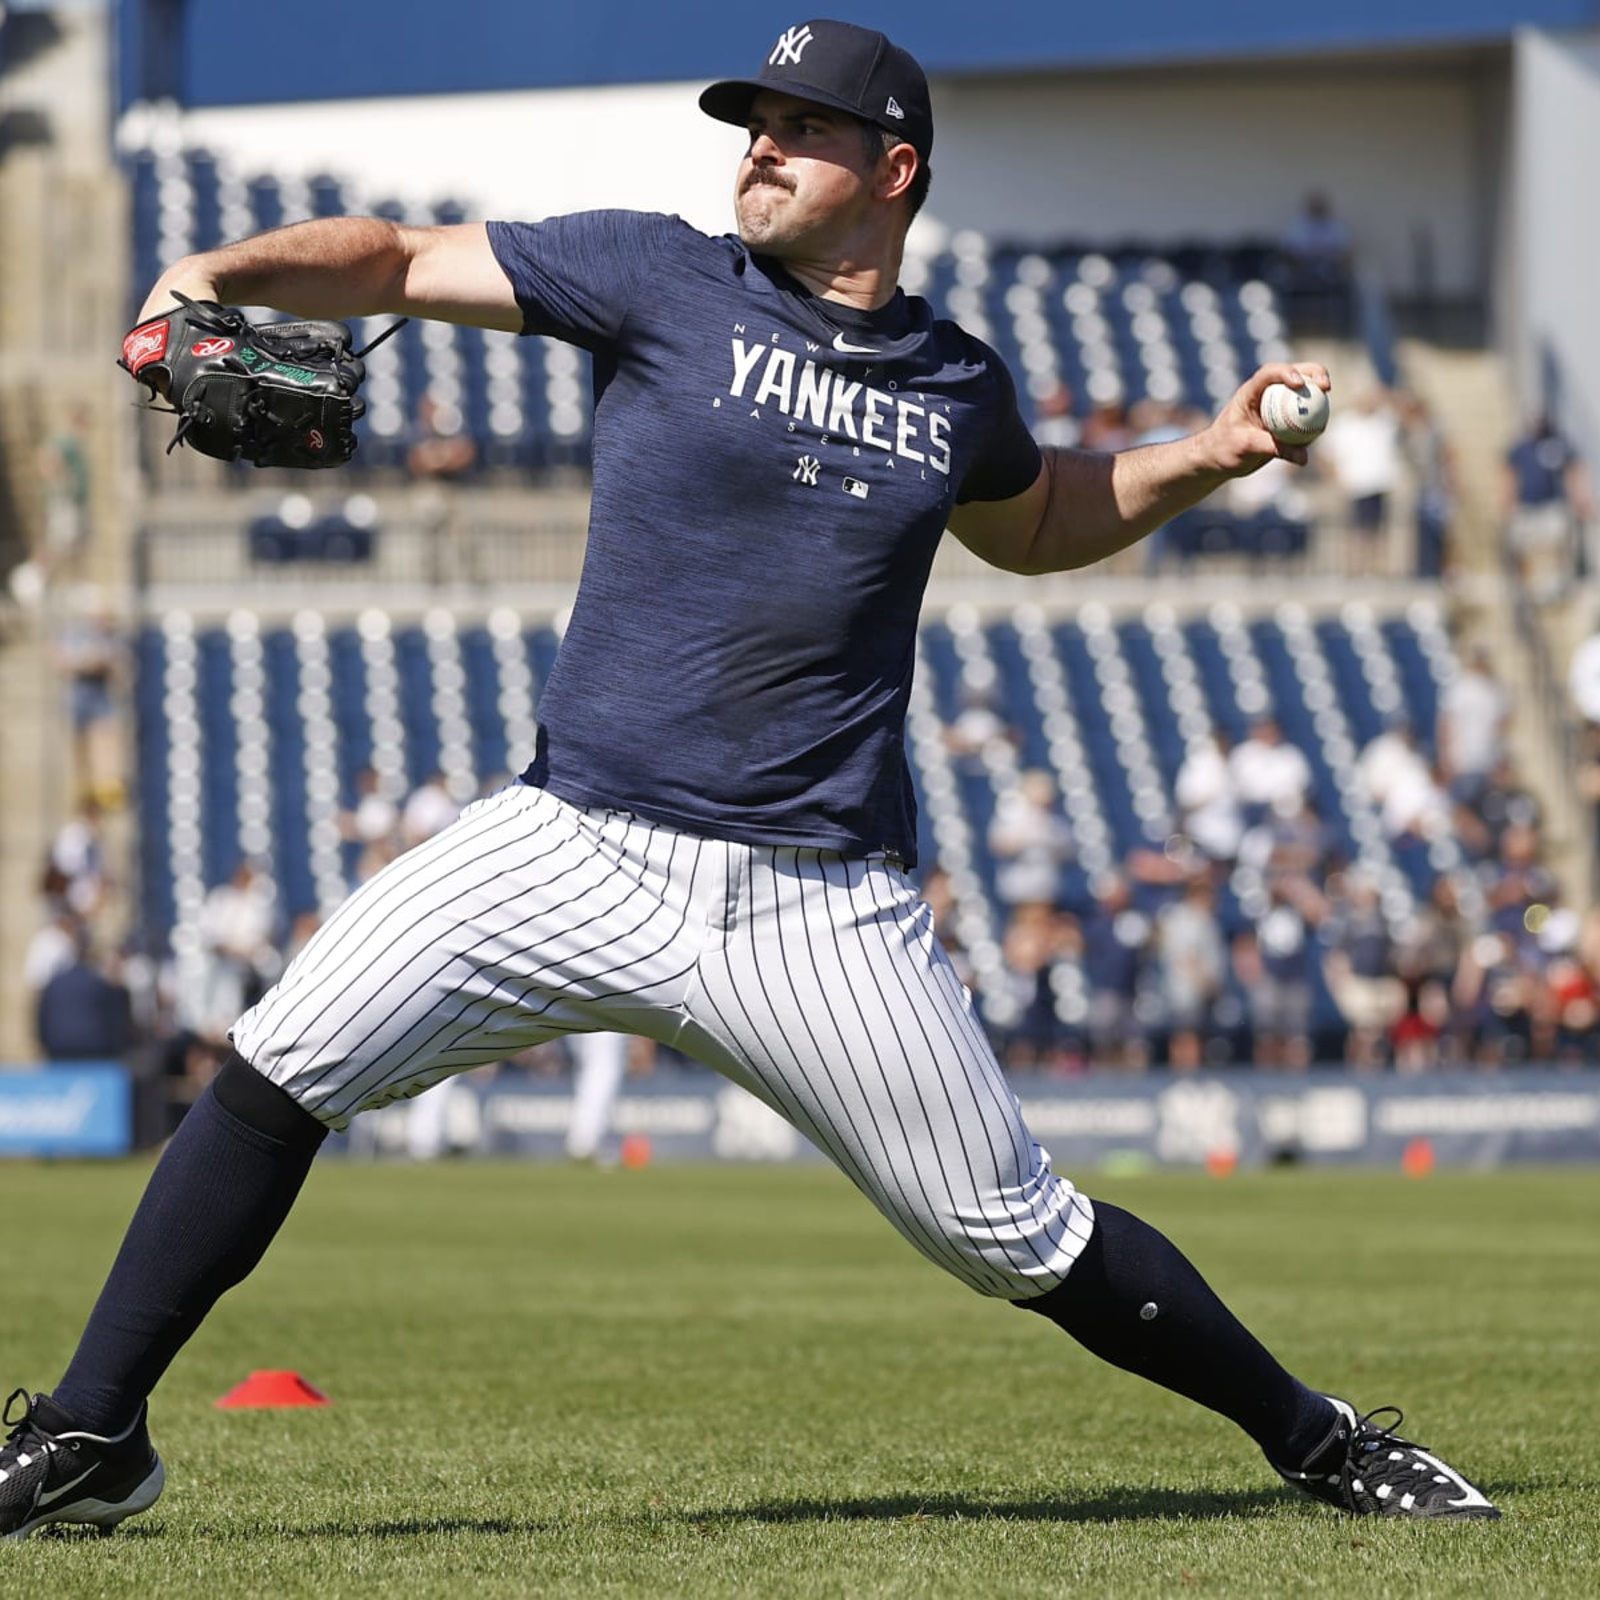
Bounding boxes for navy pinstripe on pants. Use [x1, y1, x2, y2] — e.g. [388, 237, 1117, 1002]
[234, 782, 1095, 1296]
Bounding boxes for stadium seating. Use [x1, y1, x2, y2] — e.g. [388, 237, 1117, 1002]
[132, 599, 1471, 1062]
[119, 139, 1300, 525]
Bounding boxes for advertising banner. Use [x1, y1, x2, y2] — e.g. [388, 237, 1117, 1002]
[0, 1065, 134, 1159]
[333, 1068, 1600, 1169]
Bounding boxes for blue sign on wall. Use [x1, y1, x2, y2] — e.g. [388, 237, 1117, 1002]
[0, 1065, 133, 1158]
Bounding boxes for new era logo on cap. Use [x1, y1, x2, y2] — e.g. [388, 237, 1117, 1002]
[700, 17, 934, 163]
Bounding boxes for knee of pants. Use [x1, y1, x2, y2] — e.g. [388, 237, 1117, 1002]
[892, 1174, 1095, 1302]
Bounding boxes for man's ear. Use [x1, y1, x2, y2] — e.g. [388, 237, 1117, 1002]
[878, 143, 919, 205]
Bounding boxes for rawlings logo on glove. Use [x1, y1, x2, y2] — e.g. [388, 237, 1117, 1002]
[121, 293, 404, 470]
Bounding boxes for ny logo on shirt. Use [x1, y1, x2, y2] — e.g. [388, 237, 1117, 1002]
[793, 454, 821, 486]
[769, 24, 814, 66]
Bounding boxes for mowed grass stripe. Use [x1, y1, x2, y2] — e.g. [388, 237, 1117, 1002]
[2, 1161, 1595, 1598]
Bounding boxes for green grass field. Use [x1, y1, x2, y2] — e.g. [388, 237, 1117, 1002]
[2, 1158, 1595, 1598]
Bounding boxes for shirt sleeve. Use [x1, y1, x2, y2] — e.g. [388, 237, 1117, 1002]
[954, 342, 1044, 504]
[486, 211, 680, 350]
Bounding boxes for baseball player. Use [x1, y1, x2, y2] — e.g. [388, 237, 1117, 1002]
[1, 18, 1497, 1538]
[564, 1031, 632, 1163]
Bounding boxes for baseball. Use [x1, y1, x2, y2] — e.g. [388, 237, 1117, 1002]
[1260, 379, 1330, 445]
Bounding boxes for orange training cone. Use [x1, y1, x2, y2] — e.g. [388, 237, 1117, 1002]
[1401, 1138, 1436, 1179]
[215, 1370, 332, 1409]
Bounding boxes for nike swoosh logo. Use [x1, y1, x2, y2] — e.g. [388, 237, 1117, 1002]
[1412, 1447, 1496, 1512]
[35, 1464, 98, 1509]
[831, 333, 878, 355]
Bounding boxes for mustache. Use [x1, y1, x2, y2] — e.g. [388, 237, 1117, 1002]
[742, 166, 795, 195]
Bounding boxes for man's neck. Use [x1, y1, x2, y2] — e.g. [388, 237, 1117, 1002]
[780, 243, 905, 311]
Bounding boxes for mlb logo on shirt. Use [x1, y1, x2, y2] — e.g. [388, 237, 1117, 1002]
[842, 477, 869, 499]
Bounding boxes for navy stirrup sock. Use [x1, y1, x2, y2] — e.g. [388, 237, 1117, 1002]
[1018, 1200, 1335, 1469]
[53, 1053, 327, 1436]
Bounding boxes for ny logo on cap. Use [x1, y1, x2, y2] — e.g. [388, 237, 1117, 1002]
[769, 24, 814, 66]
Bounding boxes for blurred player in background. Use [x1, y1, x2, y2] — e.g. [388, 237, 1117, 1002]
[564, 1032, 631, 1163]
[1, 18, 1497, 1541]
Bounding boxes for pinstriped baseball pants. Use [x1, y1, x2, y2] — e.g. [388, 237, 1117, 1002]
[233, 781, 1095, 1297]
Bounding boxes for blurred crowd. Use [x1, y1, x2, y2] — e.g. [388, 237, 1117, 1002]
[23, 625, 1598, 1105]
[930, 642, 1600, 1074]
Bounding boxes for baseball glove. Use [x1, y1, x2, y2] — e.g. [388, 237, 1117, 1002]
[120, 293, 403, 469]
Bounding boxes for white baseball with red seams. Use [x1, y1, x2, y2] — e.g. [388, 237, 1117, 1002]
[1261, 379, 1331, 445]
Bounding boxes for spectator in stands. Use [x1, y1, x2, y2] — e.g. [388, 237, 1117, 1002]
[1174, 727, 1245, 865]
[48, 797, 110, 920]
[191, 859, 279, 1048]
[1029, 380, 1080, 450]
[1452, 923, 1537, 1068]
[29, 404, 93, 594]
[1391, 875, 1470, 1071]
[1228, 714, 1312, 822]
[1551, 906, 1600, 1063]
[35, 925, 135, 1062]
[1154, 866, 1227, 1072]
[23, 903, 84, 1000]
[1080, 872, 1153, 1071]
[1321, 868, 1404, 1071]
[1501, 411, 1594, 600]
[1576, 721, 1600, 874]
[988, 767, 1075, 911]
[1398, 391, 1458, 579]
[407, 394, 478, 482]
[1448, 820, 1558, 1066]
[1079, 395, 1135, 454]
[51, 594, 126, 809]
[1453, 754, 1542, 864]
[1320, 387, 1403, 577]
[942, 662, 1017, 772]
[1222, 454, 1313, 568]
[1238, 791, 1336, 886]
[1232, 872, 1327, 1070]
[1355, 716, 1449, 846]
[400, 771, 463, 850]
[996, 899, 1084, 1071]
[1436, 643, 1510, 805]
[1278, 191, 1355, 335]
[1566, 611, 1600, 727]
[338, 764, 403, 884]
[1528, 907, 1599, 1064]
[1483, 820, 1558, 937]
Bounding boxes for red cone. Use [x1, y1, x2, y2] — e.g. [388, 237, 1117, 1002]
[215, 1370, 332, 1408]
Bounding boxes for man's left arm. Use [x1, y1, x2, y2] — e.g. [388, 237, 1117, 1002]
[949, 364, 1329, 576]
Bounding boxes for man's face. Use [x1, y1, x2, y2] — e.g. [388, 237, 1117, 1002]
[733, 89, 881, 257]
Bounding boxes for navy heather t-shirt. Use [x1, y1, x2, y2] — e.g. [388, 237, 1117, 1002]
[487, 211, 1042, 865]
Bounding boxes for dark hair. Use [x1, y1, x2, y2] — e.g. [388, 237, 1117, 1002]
[860, 121, 931, 219]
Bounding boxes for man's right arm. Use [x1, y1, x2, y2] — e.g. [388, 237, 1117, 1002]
[135, 219, 523, 333]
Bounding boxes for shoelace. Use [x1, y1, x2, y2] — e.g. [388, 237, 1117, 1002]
[1339, 1405, 1414, 1502]
[2, 1387, 48, 1458]
[1351, 1405, 1409, 1449]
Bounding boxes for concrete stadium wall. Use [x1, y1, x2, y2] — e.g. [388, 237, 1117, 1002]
[1503, 31, 1600, 467]
[150, 53, 1505, 299]
[929, 60, 1503, 298]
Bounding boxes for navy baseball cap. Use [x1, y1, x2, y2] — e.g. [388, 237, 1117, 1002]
[699, 18, 933, 163]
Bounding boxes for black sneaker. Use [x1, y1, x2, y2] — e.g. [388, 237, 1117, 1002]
[0, 1389, 165, 1540]
[1273, 1396, 1499, 1519]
